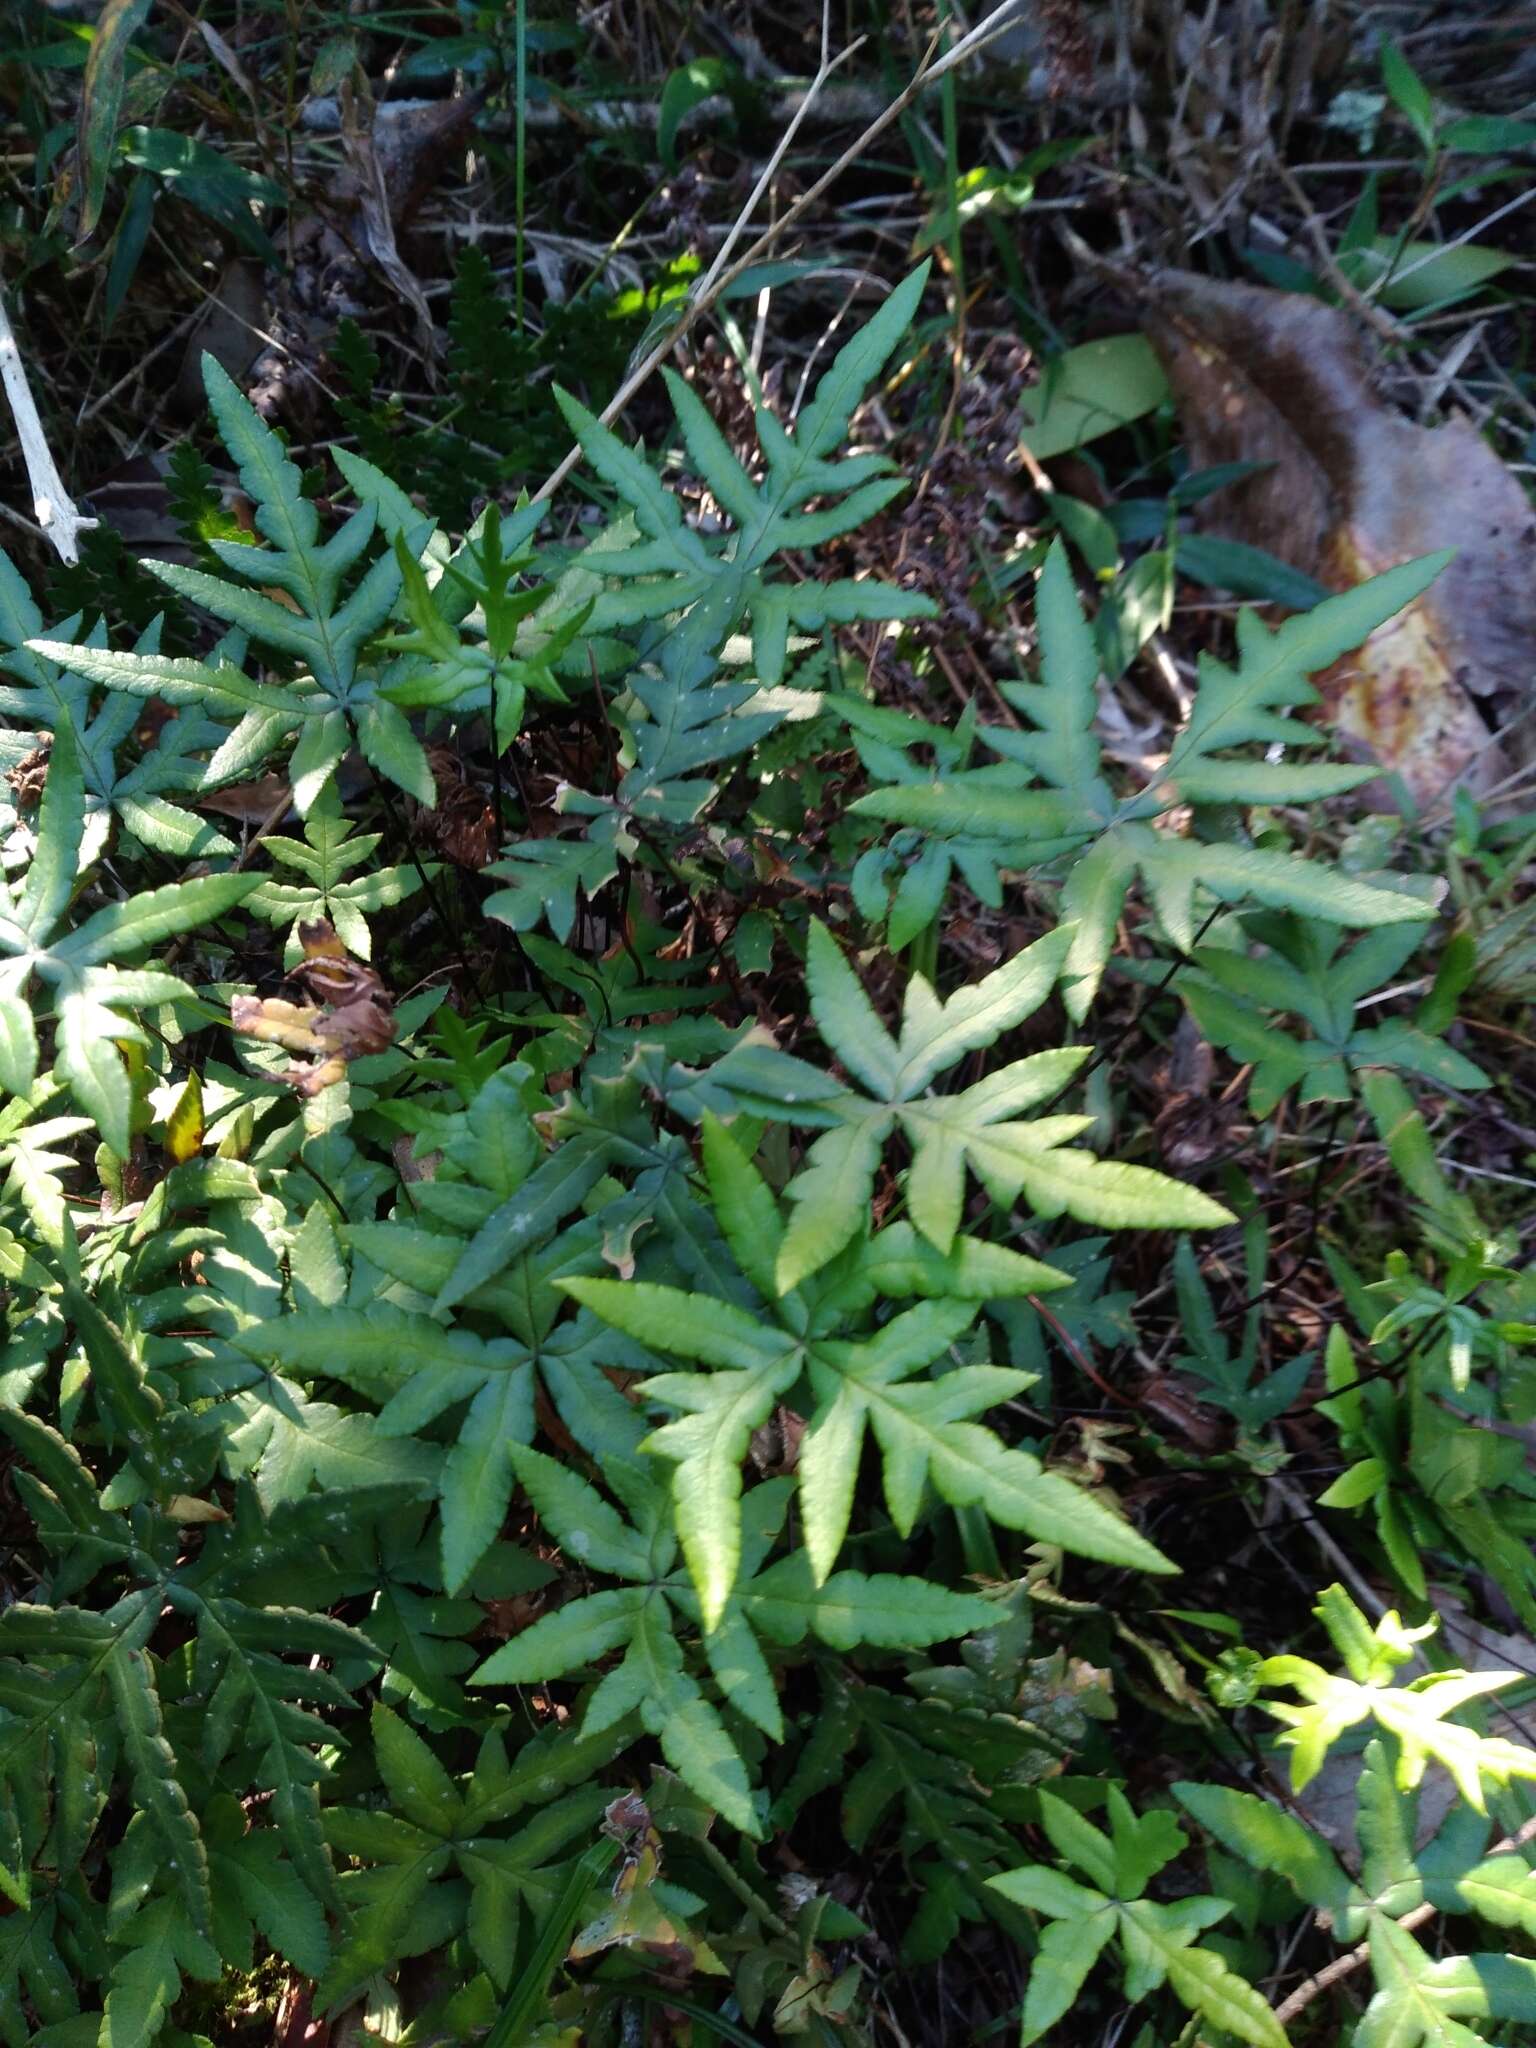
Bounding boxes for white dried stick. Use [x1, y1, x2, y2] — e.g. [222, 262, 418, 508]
[0, 285, 98, 564]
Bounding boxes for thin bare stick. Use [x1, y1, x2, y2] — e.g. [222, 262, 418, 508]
[0, 285, 98, 563]
[1273, 1810, 1536, 2026]
[1268, 1474, 1389, 1621]
[1369, 182, 1536, 300]
[529, 0, 1037, 506]
[1270, 160, 1408, 346]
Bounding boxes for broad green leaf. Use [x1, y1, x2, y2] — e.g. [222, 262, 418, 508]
[1019, 1907, 1116, 2044]
[1366, 239, 1513, 309]
[106, 1638, 214, 1941]
[371, 1705, 461, 1836]
[1161, 1938, 1288, 2048]
[803, 920, 902, 1098]
[15, 720, 85, 942]
[1019, 336, 1170, 458]
[1173, 1781, 1354, 1912]
[1037, 1791, 1117, 1891]
[472, 1588, 645, 1688]
[76, 0, 152, 239]
[1381, 38, 1437, 150]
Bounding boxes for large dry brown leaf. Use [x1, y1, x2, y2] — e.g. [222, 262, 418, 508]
[1140, 269, 1536, 803]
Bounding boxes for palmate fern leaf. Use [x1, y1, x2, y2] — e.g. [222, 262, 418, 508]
[560, 1114, 1172, 1628]
[0, 720, 259, 1154]
[318, 1711, 624, 2011]
[1355, 1919, 1536, 2048]
[0, 558, 239, 863]
[554, 267, 936, 683]
[472, 1456, 994, 1834]
[852, 541, 1447, 1016]
[1179, 914, 1489, 1117]
[29, 359, 435, 812]
[0, 1408, 386, 1929]
[239, 1308, 537, 1598]
[246, 782, 431, 962]
[482, 833, 623, 944]
[513, 278, 948, 932]
[238, 1066, 644, 1591]
[990, 1789, 1288, 2048]
[704, 919, 1230, 1293]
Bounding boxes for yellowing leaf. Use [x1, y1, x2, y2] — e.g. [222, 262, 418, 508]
[163, 1071, 204, 1163]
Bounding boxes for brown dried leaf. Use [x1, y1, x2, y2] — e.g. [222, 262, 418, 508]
[5, 739, 51, 808]
[1138, 1375, 1227, 1453]
[230, 918, 395, 1095]
[339, 81, 438, 355]
[479, 1590, 547, 1641]
[409, 746, 496, 869]
[570, 1795, 721, 1976]
[1141, 269, 1536, 802]
[370, 93, 485, 225]
[196, 773, 292, 823]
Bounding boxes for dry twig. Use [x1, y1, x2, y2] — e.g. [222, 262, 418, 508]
[0, 285, 98, 563]
[531, 0, 1039, 505]
[1273, 1810, 1536, 2027]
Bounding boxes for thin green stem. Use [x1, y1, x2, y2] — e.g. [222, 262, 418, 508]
[691, 1833, 794, 1941]
[514, 0, 527, 337]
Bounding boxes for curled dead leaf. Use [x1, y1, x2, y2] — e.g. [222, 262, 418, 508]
[1141, 268, 1536, 803]
[230, 917, 395, 1095]
[5, 738, 51, 808]
[408, 745, 496, 869]
[165, 1494, 231, 1525]
[568, 1795, 724, 1974]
